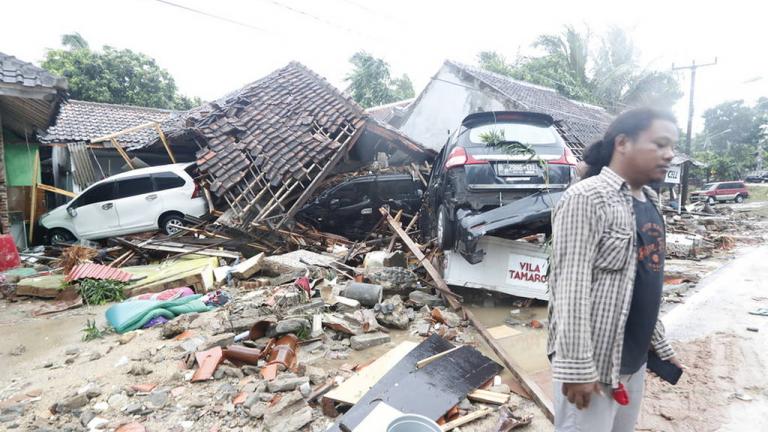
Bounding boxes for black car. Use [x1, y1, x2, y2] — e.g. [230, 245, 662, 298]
[421, 111, 576, 262]
[297, 174, 423, 240]
[745, 171, 768, 183]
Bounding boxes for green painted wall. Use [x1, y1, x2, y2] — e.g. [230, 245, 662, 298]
[1, 129, 40, 186]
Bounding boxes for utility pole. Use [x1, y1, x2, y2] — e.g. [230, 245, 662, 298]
[673, 58, 717, 205]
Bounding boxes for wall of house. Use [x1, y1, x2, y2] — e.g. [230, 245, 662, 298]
[0, 120, 14, 235]
[399, 65, 515, 152]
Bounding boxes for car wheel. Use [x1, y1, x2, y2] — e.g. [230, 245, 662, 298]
[49, 228, 76, 244]
[707, 197, 716, 205]
[436, 205, 455, 250]
[735, 194, 744, 203]
[160, 214, 185, 235]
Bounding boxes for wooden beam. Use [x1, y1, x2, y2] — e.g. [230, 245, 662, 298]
[275, 119, 366, 229]
[387, 213, 418, 253]
[411, 163, 428, 187]
[440, 407, 494, 431]
[467, 389, 510, 405]
[29, 149, 40, 243]
[91, 121, 158, 143]
[137, 242, 240, 259]
[464, 308, 554, 422]
[415, 346, 460, 369]
[154, 123, 176, 163]
[378, 207, 462, 309]
[110, 138, 135, 169]
[36, 183, 76, 198]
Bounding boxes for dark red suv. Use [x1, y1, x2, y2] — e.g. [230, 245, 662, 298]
[689, 181, 749, 204]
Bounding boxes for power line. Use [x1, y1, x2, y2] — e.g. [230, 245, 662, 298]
[256, 0, 379, 41]
[153, 0, 267, 32]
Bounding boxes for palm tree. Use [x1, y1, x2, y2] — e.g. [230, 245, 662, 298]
[61, 33, 89, 50]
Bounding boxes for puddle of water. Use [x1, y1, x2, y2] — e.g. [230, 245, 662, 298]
[464, 303, 550, 374]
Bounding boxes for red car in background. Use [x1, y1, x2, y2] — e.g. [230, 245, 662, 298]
[689, 181, 749, 204]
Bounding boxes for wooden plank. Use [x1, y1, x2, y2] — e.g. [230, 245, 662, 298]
[487, 325, 522, 339]
[415, 346, 461, 369]
[137, 242, 240, 259]
[36, 183, 76, 198]
[324, 341, 418, 405]
[110, 138, 135, 169]
[125, 272, 206, 297]
[154, 123, 176, 163]
[440, 407, 494, 431]
[16, 274, 66, 298]
[379, 207, 462, 309]
[467, 389, 510, 404]
[334, 344, 502, 432]
[29, 149, 40, 243]
[386, 212, 418, 253]
[91, 121, 158, 143]
[464, 308, 554, 422]
[327, 335, 455, 432]
[411, 163, 428, 187]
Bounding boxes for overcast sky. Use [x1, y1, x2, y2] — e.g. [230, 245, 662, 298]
[3, 0, 767, 133]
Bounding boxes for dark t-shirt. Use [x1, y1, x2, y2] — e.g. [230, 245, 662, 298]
[620, 196, 665, 374]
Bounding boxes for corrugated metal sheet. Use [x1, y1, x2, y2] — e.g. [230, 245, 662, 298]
[67, 263, 133, 282]
[68, 142, 99, 189]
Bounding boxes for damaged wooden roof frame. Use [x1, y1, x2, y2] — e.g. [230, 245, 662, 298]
[89, 120, 178, 169]
[159, 62, 433, 233]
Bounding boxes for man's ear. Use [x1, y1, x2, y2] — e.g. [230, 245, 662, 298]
[614, 134, 630, 155]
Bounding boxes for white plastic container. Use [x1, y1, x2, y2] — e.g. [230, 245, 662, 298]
[387, 414, 441, 432]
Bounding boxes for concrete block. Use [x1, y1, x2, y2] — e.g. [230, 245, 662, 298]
[350, 332, 391, 350]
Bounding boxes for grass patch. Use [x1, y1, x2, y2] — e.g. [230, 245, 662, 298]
[81, 319, 111, 341]
[747, 185, 768, 202]
[76, 279, 127, 305]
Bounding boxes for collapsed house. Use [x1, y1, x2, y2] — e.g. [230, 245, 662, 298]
[396, 60, 612, 156]
[157, 62, 434, 233]
[38, 100, 186, 199]
[0, 52, 68, 248]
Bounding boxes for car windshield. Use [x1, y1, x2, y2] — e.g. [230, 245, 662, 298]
[467, 122, 559, 147]
[704, 183, 717, 190]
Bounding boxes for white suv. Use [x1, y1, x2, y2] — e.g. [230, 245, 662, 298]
[41, 163, 207, 242]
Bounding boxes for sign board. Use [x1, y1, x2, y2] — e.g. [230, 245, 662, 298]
[665, 165, 682, 184]
[506, 253, 549, 286]
[444, 236, 549, 300]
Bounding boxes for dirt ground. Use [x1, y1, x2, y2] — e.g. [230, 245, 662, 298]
[639, 245, 768, 432]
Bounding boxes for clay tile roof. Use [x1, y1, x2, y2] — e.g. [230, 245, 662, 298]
[173, 62, 367, 196]
[447, 61, 612, 152]
[0, 52, 67, 90]
[38, 100, 177, 147]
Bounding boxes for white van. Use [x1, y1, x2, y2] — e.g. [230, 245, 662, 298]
[40, 163, 207, 242]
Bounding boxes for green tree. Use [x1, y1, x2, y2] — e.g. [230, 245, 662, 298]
[694, 100, 766, 180]
[477, 26, 682, 112]
[345, 51, 415, 108]
[43, 33, 201, 110]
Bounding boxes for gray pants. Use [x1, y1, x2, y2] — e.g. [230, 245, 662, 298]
[553, 364, 646, 432]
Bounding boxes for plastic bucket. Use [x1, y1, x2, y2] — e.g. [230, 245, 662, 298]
[387, 414, 441, 432]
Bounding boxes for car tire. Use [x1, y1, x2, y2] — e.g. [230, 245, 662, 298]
[436, 205, 455, 250]
[160, 214, 185, 235]
[49, 228, 76, 244]
[707, 197, 716, 205]
[735, 194, 744, 203]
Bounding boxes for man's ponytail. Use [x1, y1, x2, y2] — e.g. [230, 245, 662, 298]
[580, 108, 677, 179]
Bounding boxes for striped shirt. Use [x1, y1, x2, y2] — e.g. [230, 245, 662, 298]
[547, 166, 675, 386]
